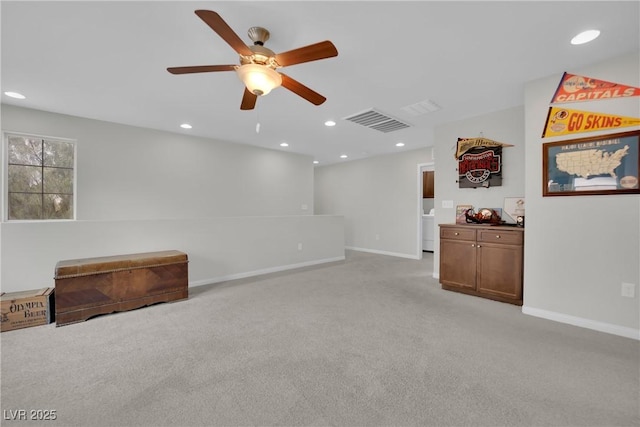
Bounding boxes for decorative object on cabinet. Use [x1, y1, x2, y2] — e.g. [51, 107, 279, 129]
[456, 205, 473, 224]
[543, 130, 639, 196]
[503, 197, 525, 225]
[464, 208, 503, 224]
[439, 224, 523, 305]
[455, 137, 514, 188]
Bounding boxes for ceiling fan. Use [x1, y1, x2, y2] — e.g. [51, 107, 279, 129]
[167, 10, 338, 110]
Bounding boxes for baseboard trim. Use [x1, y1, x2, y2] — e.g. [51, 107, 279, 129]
[189, 256, 346, 288]
[522, 306, 640, 341]
[346, 246, 419, 260]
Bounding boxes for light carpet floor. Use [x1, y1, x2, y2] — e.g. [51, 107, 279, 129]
[1, 250, 638, 427]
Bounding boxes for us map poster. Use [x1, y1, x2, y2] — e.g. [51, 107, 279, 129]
[544, 131, 639, 195]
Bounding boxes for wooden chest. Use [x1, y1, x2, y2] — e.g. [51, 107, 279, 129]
[54, 250, 188, 326]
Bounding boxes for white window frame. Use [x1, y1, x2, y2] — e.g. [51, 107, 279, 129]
[2, 131, 77, 222]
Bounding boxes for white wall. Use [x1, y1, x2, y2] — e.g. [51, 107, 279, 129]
[1, 216, 345, 289]
[522, 52, 639, 339]
[433, 106, 526, 276]
[2, 105, 313, 220]
[1, 105, 345, 292]
[314, 147, 433, 258]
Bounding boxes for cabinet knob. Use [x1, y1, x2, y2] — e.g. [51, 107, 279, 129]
[454, 232, 459, 236]
[471, 244, 475, 247]
[477, 245, 481, 248]
[496, 235, 501, 239]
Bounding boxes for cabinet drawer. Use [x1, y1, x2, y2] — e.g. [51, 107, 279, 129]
[440, 227, 476, 241]
[477, 229, 523, 245]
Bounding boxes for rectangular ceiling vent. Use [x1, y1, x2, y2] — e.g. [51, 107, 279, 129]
[342, 109, 411, 133]
[401, 99, 442, 116]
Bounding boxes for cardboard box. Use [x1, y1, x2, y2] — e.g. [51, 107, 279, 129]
[1, 288, 54, 332]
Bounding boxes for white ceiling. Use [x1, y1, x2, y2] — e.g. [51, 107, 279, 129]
[2, 1, 639, 165]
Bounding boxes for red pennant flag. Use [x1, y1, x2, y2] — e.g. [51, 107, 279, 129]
[551, 72, 640, 104]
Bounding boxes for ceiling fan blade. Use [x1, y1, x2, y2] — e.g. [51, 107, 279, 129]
[195, 10, 254, 57]
[167, 65, 236, 74]
[240, 87, 258, 110]
[280, 73, 326, 106]
[275, 41, 338, 67]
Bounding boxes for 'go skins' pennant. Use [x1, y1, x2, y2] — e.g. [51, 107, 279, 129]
[542, 107, 640, 138]
[551, 72, 640, 104]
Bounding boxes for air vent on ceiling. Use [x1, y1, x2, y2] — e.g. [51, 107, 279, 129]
[401, 99, 442, 116]
[342, 108, 411, 133]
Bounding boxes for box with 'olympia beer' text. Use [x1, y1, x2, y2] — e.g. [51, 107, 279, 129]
[1, 288, 54, 332]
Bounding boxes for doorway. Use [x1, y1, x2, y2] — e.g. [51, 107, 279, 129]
[417, 162, 435, 259]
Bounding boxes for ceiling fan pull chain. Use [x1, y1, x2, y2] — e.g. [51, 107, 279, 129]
[256, 103, 261, 133]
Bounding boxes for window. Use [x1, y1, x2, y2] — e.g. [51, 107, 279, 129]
[5, 133, 75, 220]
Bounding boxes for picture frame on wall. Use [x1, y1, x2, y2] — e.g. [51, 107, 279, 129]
[542, 130, 640, 196]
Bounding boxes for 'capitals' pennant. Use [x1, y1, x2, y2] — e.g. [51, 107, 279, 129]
[551, 72, 640, 104]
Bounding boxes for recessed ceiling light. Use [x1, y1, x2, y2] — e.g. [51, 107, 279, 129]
[325, 120, 336, 127]
[280, 142, 289, 147]
[395, 142, 405, 147]
[313, 160, 319, 164]
[340, 154, 348, 159]
[180, 123, 192, 129]
[4, 91, 26, 99]
[571, 29, 600, 45]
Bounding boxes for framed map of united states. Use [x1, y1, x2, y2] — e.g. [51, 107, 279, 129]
[543, 130, 639, 196]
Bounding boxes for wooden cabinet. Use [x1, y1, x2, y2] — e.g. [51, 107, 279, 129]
[423, 171, 434, 198]
[439, 224, 523, 305]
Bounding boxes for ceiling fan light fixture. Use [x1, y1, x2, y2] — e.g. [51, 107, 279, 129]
[236, 64, 282, 96]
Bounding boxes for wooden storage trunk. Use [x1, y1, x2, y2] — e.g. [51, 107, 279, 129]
[1, 288, 54, 332]
[54, 250, 188, 326]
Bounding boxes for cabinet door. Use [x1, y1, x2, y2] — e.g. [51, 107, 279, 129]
[423, 171, 434, 198]
[476, 243, 523, 301]
[440, 239, 477, 290]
